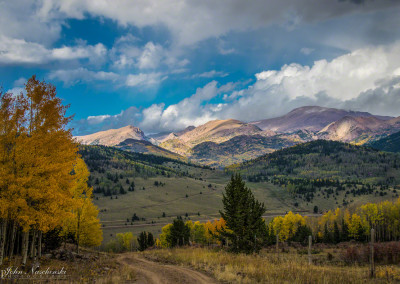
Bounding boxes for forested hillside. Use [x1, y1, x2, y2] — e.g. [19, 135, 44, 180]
[227, 140, 400, 205]
[370, 131, 400, 153]
[230, 140, 400, 181]
[190, 134, 298, 166]
[79, 145, 211, 196]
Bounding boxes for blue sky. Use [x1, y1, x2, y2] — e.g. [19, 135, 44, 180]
[1, 0, 400, 135]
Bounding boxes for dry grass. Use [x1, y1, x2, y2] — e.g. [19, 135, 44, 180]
[0, 247, 136, 283]
[143, 247, 397, 283]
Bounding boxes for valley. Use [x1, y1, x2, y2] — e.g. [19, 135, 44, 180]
[80, 138, 400, 244]
[75, 106, 400, 245]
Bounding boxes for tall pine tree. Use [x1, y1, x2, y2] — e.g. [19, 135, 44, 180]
[219, 174, 266, 253]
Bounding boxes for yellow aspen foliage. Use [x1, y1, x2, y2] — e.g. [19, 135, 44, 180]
[155, 238, 162, 248]
[204, 220, 215, 242]
[272, 212, 306, 241]
[160, 223, 173, 248]
[348, 213, 363, 239]
[62, 157, 102, 248]
[1, 76, 104, 264]
[192, 221, 207, 244]
[185, 220, 194, 241]
[116, 232, 134, 251]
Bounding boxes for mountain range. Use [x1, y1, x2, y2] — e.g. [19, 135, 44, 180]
[75, 106, 400, 166]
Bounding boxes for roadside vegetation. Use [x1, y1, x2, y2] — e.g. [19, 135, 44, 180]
[142, 246, 400, 283]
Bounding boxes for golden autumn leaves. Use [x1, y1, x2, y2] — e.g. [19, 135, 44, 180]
[0, 76, 102, 266]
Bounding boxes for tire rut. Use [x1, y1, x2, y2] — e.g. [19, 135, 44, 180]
[118, 254, 216, 284]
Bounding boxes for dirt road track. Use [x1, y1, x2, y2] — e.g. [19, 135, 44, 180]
[118, 254, 217, 284]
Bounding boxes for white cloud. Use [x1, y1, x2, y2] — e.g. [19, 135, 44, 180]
[137, 81, 229, 132]
[49, 68, 119, 86]
[52, 43, 106, 60]
[13, 77, 27, 87]
[0, 0, 63, 46]
[300, 47, 314, 55]
[42, 0, 399, 46]
[192, 70, 229, 79]
[73, 41, 400, 135]
[0, 35, 108, 65]
[87, 115, 112, 124]
[110, 34, 142, 68]
[72, 106, 141, 135]
[125, 73, 167, 87]
[6, 87, 26, 97]
[137, 42, 164, 69]
[254, 42, 400, 101]
[110, 36, 189, 74]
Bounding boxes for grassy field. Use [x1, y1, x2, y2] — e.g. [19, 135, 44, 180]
[142, 247, 400, 283]
[94, 176, 399, 243]
[94, 174, 301, 243]
[83, 144, 400, 244]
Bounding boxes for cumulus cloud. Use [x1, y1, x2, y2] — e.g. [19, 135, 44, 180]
[49, 68, 119, 86]
[137, 42, 164, 69]
[0, 0, 63, 46]
[138, 81, 223, 132]
[73, 41, 400, 135]
[40, 0, 400, 45]
[254, 42, 400, 101]
[191, 70, 229, 79]
[342, 76, 400, 117]
[13, 77, 27, 87]
[72, 106, 141, 135]
[0, 35, 107, 65]
[125, 73, 167, 87]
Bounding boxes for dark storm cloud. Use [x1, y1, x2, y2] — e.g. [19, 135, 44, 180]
[338, 0, 367, 4]
[342, 77, 400, 117]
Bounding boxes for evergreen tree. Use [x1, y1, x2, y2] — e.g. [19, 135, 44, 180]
[138, 231, 148, 251]
[333, 221, 340, 244]
[147, 232, 155, 247]
[341, 219, 349, 242]
[323, 223, 332, 243]
[167, 219, 190, 247]
[292, 225, 312, 245]
[219, 174, 266, 253]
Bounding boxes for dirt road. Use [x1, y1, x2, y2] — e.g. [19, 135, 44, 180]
[118, 254, 217, 284]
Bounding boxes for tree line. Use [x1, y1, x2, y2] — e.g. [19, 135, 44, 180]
[0, 76, 102, 266]
[137, 176, 400, 254]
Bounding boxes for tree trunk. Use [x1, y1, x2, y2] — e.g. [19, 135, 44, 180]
[21, 231, 29, 267]
[0, 218, 8, 265]
[38, 231, 42, 258]
[8, 221, 16, 259]
[32, 231, 37, 260]
[29, 230, 36, 259]
[15, 229, 21, 256]
[76, 212, 81, 254]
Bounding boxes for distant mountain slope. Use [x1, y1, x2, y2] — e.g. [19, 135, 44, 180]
[147, 126, 196, 144]
[115, 138, 185, 160]
[190, 134, 298, 166]
[250, 106, 393, 132]
[229, 140, 400, 183]
[160, 119, 262, 154]
[370, 131, 400, 152]
[179, 119, 262, 145]
[75, 125, 147, 146]
[318, 116, 400, 143]
[318, 116, 388, 142]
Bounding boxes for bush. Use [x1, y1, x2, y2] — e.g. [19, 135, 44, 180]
[341, 242, 400, 264]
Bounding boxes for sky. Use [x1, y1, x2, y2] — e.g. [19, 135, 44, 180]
[1, 0, 400, 135]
